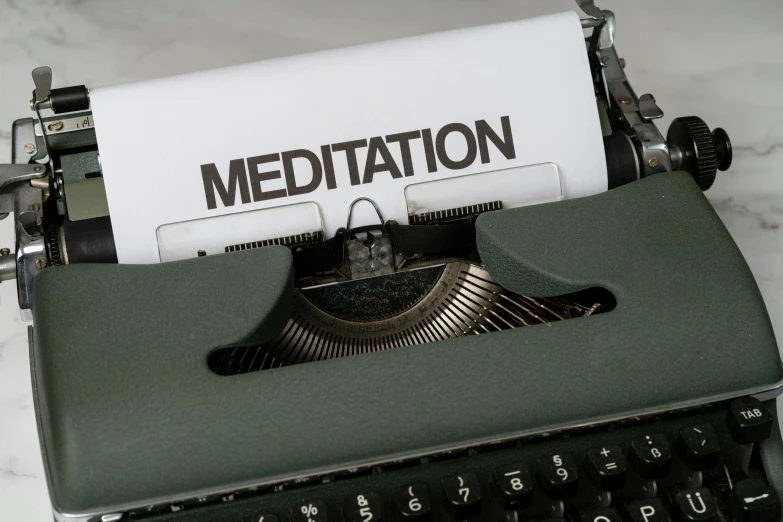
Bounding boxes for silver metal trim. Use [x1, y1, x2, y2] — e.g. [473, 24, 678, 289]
[598, 10, 615, 50]
[34, 113, 94, 137]
[599, 45, 671, 175]
[346, 197, 384, 230]
[0, 251, 15, 281]
[58, 225, 69, 265]
[12, 118, 42, 163]
[0, 164, 47, 192]
[576, 0, 603, 20]
[14, 186, 47, 310]
[32, 67, 52, 108]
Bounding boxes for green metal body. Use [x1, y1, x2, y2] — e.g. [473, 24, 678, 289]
[29, 172, 781, 517]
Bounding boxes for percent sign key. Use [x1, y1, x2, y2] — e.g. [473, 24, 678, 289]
[293, 501, 329, 522]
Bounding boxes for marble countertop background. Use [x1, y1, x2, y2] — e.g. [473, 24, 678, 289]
[1, 0, 781, 519]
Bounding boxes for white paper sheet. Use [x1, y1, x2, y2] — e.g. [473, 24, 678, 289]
[91, 10, 606, 264]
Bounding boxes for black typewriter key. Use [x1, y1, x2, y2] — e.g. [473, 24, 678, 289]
[393, 483, 431, 521]
[676, 424, 721, 470]
[729, 478, 779, 522]
[584, 444, 627, 491]
[442, 472, 482, 520]
[537, 452, 579, 499]
[673, 487, 717, 522]
[243, 515, 279, 522]
[630, 433, 672, 479]
[344, 492, 383, 522]
[580, 506, 621, 522]
[727, 397, 774, 444]
[493, 462, 534, 508]
[292, 501, 329, 522]
[624, 498, 669, 522]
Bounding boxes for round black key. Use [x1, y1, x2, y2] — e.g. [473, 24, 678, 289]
[624, 498, 668, 522]
[493, 462, 533, 509]
[344, 492, 382, 522]
[292, 501, 328, 522]
[584, 444, 626, 491]
[537, 452, 579, 500]
[393, 483, 431, 521]
[673, 487, 717, 522]
[630, 433, 672, 479]
[727, 397, 774, 444]
[729, 478, 779, 522]
[580, 507, 621, 522]
[442, 473, 482, 520]
[676, 424, 721, 470]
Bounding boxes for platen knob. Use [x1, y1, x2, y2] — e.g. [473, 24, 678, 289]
[667, 116, 732, 191]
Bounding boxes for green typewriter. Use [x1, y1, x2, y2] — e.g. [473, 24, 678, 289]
[0, 2, 780, 522]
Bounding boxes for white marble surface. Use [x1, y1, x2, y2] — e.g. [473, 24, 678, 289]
[1, 0, 782, 519]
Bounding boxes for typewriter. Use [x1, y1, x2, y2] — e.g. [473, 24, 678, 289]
[2, 2, 781, 522]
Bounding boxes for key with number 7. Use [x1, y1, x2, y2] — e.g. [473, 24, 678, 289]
[443, 473, 482, 520]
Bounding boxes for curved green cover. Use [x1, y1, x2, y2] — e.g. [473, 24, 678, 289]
[30, 172, 780, 517]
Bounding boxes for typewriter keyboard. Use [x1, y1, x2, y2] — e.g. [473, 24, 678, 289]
[145, 397, 779, 522]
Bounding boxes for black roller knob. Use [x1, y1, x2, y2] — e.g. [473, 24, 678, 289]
[667, 116, 732, 191]
[49, 85, 90, 114]
[712, 127, 733, 171]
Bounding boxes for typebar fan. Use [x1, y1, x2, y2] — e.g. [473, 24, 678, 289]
[209, 262, 605, 375]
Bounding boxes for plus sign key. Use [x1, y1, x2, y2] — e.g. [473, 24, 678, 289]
[584, 444, 626, 491]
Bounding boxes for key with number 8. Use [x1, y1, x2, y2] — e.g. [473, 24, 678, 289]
[493, 462, 534, 509]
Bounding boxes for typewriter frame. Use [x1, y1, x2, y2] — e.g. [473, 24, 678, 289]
[0, 3, 769, 522]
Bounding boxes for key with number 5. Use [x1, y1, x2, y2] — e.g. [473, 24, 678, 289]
[344, 492, 382, 522]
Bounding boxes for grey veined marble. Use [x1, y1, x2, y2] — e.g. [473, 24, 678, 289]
[1, 0, 782, 519]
